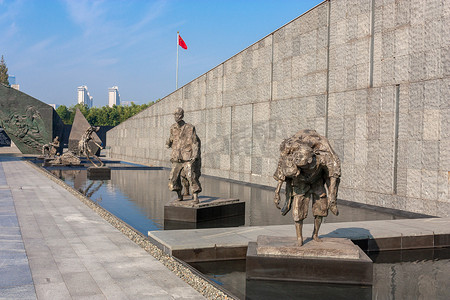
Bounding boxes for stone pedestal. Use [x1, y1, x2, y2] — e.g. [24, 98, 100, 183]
[164, 197, 245, 229]
[87, 166, 111, 180]
[246, 236, 373, 285]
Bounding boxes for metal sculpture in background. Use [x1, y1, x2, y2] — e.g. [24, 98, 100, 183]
[166, 107, 202, 204]
[47, 151, 81, 166]
[42, 136, 60, 157]
[273, 129, 341, 246]
[79, 126, 104, 167]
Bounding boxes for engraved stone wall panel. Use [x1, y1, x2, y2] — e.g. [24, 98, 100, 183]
[0, 85, 64, 154]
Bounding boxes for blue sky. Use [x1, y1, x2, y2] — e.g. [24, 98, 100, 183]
[1, 0, 323, 107]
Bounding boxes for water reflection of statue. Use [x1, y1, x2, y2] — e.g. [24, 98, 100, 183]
[79, 126, 104, 167]
[80, 180, 104, 200]
[42, 136, 60, 157]
[273, 130, 341, 246]
[166, 107, 202, 204]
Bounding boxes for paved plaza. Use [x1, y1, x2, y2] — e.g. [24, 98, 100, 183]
[0, 147, 204, 299]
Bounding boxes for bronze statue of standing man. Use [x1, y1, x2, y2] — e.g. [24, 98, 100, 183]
[166, 108, 202, 204]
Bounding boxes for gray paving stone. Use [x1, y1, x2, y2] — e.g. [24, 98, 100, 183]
[0, 250, 28, 268]
[0, 155, 209, 299]
[61, 272, 103, 297]
[0, 239, 25, 251]
[0, 284, 36, 300]
[34, 282, 71, 300]
[0, 264, 33, 288]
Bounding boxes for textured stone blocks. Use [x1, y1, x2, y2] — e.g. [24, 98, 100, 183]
[407, 168, 422, 198]
[423, 110, 440, 140]
[106, 0, 449, 217]
[439, 139, 450, 170]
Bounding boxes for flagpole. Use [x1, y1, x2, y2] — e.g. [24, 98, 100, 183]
[176, 31, 179, 89]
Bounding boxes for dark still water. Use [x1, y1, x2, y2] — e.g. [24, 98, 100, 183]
[45, 165, 411, 235]
[190, 247, 450, 300]
[45, 165, 413, 235]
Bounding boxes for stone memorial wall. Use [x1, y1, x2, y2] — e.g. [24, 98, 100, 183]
[0, 127, 11, 147]
[107, 0, 449, 217]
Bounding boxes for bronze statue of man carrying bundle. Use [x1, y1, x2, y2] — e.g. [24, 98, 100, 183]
[274, 129, 341, 246]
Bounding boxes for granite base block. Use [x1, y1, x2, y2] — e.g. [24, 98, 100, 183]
[246, 236, 373, 285]
[164, 214, 245, 230]
[164, 196, 245, 223]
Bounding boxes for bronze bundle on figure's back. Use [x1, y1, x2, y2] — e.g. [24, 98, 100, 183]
[273, 129, 341, 246]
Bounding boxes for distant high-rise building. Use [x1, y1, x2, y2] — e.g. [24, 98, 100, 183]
[8, 75, 20, 90]
[77, 85, 93, 108]
[108, 86, 120, 107]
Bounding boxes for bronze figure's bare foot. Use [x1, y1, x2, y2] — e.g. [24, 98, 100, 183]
[312, 234, 322, 242]
[192, 193, 199, 204]
[176, 190, 183, 201]
[330, 204, 339, 216]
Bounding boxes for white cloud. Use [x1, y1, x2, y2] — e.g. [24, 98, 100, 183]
[0, 0, 23, 23]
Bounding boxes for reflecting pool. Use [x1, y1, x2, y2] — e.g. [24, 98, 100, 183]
[190, 247, 450, 300]
[44, 162, 418, 235]
[42, 162, 449, 299]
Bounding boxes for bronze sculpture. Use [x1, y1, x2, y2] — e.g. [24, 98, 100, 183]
[79, 126, 104, 167]
[48, 151, 81, 166]
[42, 136, 60, 157]
[273, 129, 341, 246]
[166, 107, 202, 204]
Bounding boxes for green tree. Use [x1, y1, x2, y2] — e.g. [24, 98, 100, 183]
[56, 105, 71, 124]
[0, 55, 9, 86]
[55, 101, 154, 126]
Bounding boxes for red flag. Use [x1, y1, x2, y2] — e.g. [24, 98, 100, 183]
[178, 35, 187, 50]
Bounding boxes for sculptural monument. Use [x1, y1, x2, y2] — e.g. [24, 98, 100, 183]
[42, 136, 60, 157]
[164, 107, 244, 228]
[79, 126, 104, 167]
[166, 107, 202, 204]
[46, 151, 81, 166]
[246, 130, 372, 285]
[0, 84, 64, 154]
[79, 125, 110, 180]
[69, 108, 102, 156]
[273, 129, 341, 246]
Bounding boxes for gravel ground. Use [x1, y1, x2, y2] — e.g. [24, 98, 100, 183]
[28, 161, 236, 300]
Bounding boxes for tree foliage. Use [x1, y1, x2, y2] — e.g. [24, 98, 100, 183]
[56, 102, 154, 126]
[0, 55, 9, 86]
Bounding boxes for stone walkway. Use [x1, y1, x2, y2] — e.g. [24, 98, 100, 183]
[0, 149, 204, 299]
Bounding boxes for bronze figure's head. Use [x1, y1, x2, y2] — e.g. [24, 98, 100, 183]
[174, 107, 184, 123]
